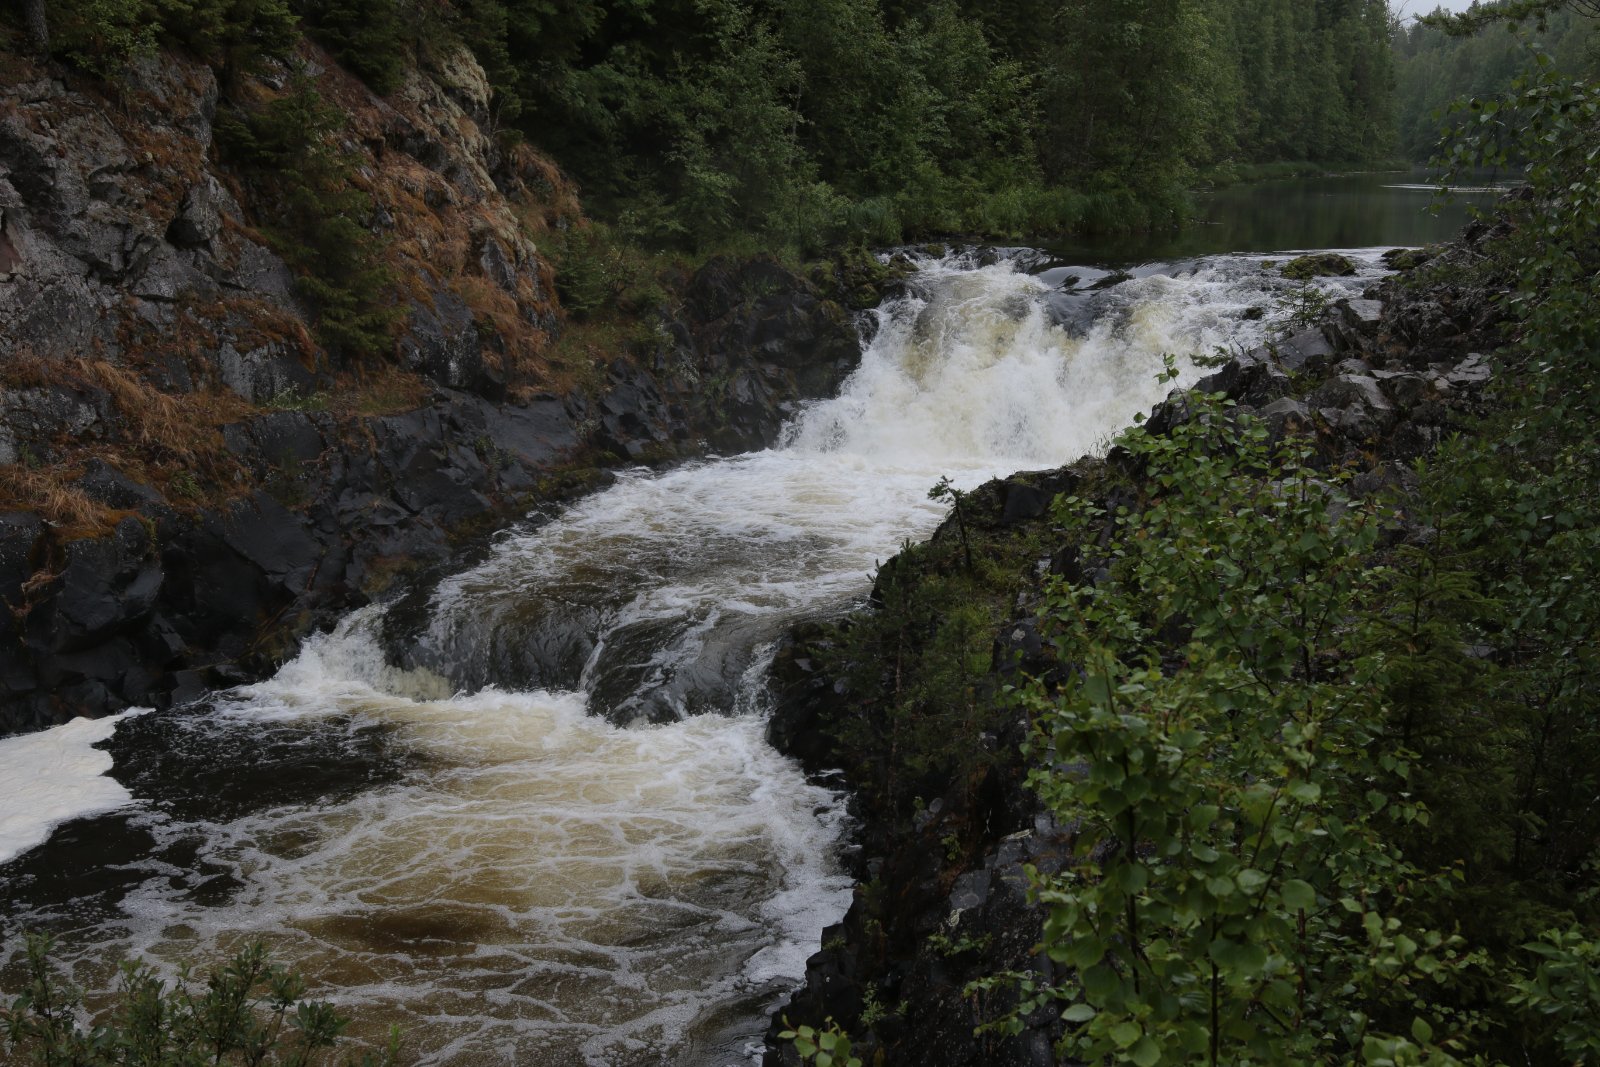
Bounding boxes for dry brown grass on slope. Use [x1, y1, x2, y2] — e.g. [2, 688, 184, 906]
[335, 365, 432, 417]
[3, 356, 254, 515]
[0, 465, 124, 541]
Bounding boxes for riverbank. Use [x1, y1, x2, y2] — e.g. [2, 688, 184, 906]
[1196, 158, 1413, 189]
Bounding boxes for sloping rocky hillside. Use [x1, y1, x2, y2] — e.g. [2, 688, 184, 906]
[0, 44, 862, 734]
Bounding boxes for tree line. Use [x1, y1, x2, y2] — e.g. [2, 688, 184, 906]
[1394, 2, 1600, 161]
[10, 0, 1396, 250]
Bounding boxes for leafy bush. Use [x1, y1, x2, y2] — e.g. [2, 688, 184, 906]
[1002, 383, 1477, 1065]
[778, 1017, 862, 1067]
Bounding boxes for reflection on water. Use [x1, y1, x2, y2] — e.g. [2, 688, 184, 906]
[1048, 170, 1505, 264]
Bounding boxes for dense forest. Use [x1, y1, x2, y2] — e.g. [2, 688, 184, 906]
[13, 0, 1395, 250]
[1395, 2, 1600, 159]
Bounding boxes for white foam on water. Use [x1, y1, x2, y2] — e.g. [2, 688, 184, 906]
[422, 251, 1367, 721]
[48, 620, 851, 1066]
[0, 710, 147, 866]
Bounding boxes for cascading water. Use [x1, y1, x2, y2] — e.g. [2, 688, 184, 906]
[0, 249, 1388, 1066]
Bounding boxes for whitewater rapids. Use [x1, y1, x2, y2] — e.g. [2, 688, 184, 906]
[0, 250, 1386, 1065]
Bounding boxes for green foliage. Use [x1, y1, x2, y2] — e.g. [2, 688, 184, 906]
[152, 0, 299, 80]
[1403, 57, 1600, 1063]
[8, 0, 1400, 248]
[1509, 926, 1600, 1061]
[548, 223, 672, 322]
[217, 78, 400, 358]
[33, 0, 297, 80]
[927, 476, 972, 571]
[1273, 283, 1333, 333]
[1394, 9, 1599, 161]
[444, 0, 1394, 250]
[995, 40, 1600, 1062]
[1014, 385, 1478, 1065]
[292, 0, 409, 94]
[1, 933, 400, 1066]
[779, 1017, 863, 1067]
[45, 0, 158, 75]
[820, 539, 1001, 821]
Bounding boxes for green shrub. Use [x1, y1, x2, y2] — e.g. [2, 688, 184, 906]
[152, 0, 299, 80]
[292, 0, 409, 94]
[47, 0, 157, 75]
[1, 934, 399, 1066]
[1001, 383, 1477, 1065]
[216, 78, 400, 359]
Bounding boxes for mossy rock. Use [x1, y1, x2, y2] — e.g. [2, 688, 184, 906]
[1381, 247, 1434, 272]
[1282, 252, 1358, 280]
[834, 246, 916, 311]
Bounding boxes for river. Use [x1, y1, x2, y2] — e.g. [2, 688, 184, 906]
[0, 174, 1497, 1066]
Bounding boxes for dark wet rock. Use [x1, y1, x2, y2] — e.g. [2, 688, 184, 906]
[1373, 370, 1431, 410]
[76, 460, 164, 510]
[219, 494, 321, 596]
[400, 288, 502, 398]
[165, 177, 228, 250]
[0, 61, 302, 362]
[1258, 396, 1314, 440]
[1275, 327, 1337, 371]
[1194, 345, 1291, 406]
[36, 518, 162, 654]
[0, 386, 109, 466]
[0, 512, 44, 635]
[1327, 297, 1384, 352]
[1, 250, 860, 732]
[218, 342, 317, 404]
[1312, 373, 1395, 442]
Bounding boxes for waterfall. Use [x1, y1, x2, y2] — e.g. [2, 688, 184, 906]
[0, 249, 1387, 1066]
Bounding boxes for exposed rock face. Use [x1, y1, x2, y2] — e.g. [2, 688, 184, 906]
[762, 243, 1509, 1066]
[0, 47, 863, 735]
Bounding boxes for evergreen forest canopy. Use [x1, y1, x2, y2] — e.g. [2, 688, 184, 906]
[14, 0, 1395, 250]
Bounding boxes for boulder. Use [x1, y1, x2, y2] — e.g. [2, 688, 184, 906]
[1195, 346, 1291, 406]
[1281, 252, 1358, 280]
[1312, 373, 1395, 442]
[1275, 327, 1337, 372]
[165, 177, 227, 250]
[38, 517, 162, 654]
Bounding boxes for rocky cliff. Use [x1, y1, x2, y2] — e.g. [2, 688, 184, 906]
[0, 45, 863, 735]
[761, 230, 1511, 1066]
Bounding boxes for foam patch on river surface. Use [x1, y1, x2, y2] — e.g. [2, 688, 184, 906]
[0, 711, 146, 866]
[40, 619, 853, 1066]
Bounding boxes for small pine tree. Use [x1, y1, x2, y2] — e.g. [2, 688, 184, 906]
[1, 934, 401, 1066]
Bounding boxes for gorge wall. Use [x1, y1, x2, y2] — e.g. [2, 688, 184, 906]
[0, 44, 864, 735]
